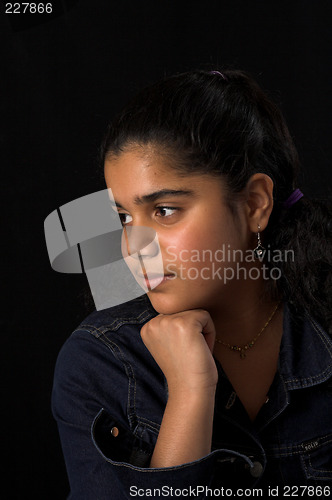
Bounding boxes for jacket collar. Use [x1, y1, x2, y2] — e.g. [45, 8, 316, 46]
[279, 301, 332, 390]
[82, 294, 332, 390]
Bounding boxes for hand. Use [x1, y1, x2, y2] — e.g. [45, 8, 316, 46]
[140, 309, 218, 394]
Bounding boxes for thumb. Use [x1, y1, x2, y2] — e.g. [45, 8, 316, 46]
[199, 313, 216, 353]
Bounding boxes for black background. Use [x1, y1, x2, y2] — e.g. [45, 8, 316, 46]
[2, 0, 332, 498]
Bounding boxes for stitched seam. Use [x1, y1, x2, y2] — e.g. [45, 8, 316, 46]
[285, 365, 332, 386]
[102, 448, 253, 471]
[78, 325, 108, 337]
[284, 314, 332, 386]
[308, 315, 332, 343]
[284, 364, 332, 385]
[138, 416, 161, 427]
[308, 455, 332, 474]
[301, 454, 309, 478]
[285, 370, 330, 383]
[303, 448, 332, 479]
[97, 335, 137, 429]
[81, 310, 154, 336]
[137, 418, 160, 433]
[265, 435, 332, 457]
[266, 448, 303, 457]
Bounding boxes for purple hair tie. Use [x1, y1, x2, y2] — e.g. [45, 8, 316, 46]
[210, 70, 227, 81]
[283, 188, 304, 209]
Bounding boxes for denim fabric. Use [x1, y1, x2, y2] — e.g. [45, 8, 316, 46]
[52, 294, 332, 499]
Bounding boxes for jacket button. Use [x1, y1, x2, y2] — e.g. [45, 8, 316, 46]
[250, 461, 263, 478]
[111, 427, 119, 437]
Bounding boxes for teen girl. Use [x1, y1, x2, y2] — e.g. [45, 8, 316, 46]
[52, 70, 332, 499]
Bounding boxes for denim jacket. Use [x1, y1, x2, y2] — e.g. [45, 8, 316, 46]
[52, 294, 332, 499]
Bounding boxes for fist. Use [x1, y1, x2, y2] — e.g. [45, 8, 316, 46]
[140, 309, 218, 393]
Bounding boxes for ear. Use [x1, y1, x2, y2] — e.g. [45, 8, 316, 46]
[244, 173, 274, 232]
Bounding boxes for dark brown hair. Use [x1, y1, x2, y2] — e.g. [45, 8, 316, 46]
[101, 70, 332, 332]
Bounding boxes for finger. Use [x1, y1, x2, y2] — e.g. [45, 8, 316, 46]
[195, 311, 216, 352]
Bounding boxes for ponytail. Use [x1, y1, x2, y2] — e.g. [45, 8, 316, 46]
[264, 196, 332, 334]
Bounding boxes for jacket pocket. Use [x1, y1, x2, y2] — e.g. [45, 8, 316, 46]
[91, 408, 154, 467]
[301, 435, 332, 481]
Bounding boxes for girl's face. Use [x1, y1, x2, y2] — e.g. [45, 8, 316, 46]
[104, 148, 252, 315]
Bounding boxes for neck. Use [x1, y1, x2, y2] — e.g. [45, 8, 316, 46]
[208, 277, 281, 347]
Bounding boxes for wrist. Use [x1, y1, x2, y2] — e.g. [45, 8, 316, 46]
[167, 383, 217, 402]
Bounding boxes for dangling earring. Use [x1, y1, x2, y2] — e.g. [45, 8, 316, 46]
[253, 224, 266, 260]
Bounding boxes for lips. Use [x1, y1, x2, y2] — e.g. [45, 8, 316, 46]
[136, 272, 175, 289]
[136, 273, 173, 279]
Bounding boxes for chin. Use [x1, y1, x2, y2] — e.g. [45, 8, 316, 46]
[146, 292, 202, 315]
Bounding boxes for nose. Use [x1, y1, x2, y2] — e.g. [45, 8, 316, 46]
[122, 226, 160, 259]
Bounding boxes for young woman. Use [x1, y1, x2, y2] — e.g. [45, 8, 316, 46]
[52, 70, 332, 499]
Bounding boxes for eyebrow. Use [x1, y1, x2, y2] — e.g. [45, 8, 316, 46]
[112, 189, 196, 208]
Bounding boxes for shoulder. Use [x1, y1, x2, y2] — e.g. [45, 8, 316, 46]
[78, 293, 157, 337]
[285, 300, 332, 345]
[59, 293, 157, 356]
[54, 294, 158, 378]
[52, 294, 160, 426]
[280, 300, 332, 388]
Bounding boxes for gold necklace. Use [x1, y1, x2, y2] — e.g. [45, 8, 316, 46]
[215, 301, 281, 359]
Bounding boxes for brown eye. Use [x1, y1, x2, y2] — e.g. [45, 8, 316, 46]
[156, 207, 179, 218]
[118, 213, 132, 225]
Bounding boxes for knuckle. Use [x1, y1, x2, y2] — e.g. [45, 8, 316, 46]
[140, 325, 147, 338]
[140, 321, 151, 338]
[172, 316, 186, 330]
[196, 308, 209, 317]
[159, 315, 168, 327]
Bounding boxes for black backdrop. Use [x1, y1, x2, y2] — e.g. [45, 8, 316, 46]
[2, 1, 332, 498]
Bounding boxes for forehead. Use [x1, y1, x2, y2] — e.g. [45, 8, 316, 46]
[105, 148, 169, 175]
[105, 147, 186, 183]
[104, 148, 224, 195]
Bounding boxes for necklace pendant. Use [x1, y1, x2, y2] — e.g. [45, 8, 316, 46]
[217, 301, 281, 360]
